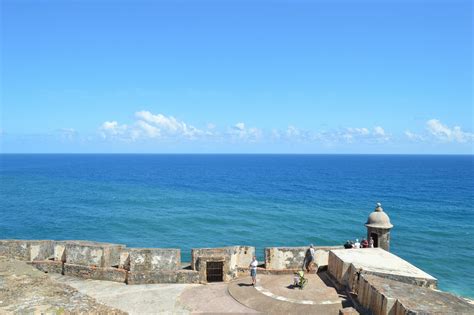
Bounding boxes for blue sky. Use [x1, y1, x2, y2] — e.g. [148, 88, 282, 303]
[1, 0, 472, 153]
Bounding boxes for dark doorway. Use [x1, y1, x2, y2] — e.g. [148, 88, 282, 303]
[371, 233, 379, 248]
[206, 261, 224, 282]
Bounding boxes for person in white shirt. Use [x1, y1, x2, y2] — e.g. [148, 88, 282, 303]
[354, 239, 361, 249]
[249, 256, 258, 286]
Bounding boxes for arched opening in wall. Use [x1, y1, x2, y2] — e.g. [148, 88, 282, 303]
[371, 233, 379, 248]
[206, 261, 223, 282]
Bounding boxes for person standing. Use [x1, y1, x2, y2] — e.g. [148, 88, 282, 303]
[249, 256, 258, 286]
[354, 239, 361, 249]
[305, 244, 315, 272]
[369, 237, 374, 248]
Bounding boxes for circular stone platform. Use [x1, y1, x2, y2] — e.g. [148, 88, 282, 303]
[228, 272, 352, 314]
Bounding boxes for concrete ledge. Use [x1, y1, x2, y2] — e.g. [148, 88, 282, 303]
[63, 263, 127, 283]
[30, 260, 63, 274]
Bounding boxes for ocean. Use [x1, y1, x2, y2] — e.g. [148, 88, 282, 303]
[0, 154, 472, 298]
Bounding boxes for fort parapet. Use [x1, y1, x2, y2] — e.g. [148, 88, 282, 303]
[2, 204, 472, 314]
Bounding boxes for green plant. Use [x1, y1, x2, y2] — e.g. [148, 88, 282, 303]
[297, 271, 307, 290]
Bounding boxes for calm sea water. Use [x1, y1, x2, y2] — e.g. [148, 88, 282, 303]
[0, 154, 473, 297]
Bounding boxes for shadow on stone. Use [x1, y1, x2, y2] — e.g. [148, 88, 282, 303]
[237, 283, 254, 287]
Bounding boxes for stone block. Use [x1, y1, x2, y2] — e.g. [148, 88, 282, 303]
[128, 248, 180, 272]
[31, 260, 63, 274]
[0, 240, 54, 261]
[119, 251, 130, 270]
[265, 246, 342, 270]
[29, 240, 54, 261]
[63, 263, 127, 283]
[176, 270, 200, 284]
[54, 242, 66, 262]
[127, 271, 177, 284]
[229, 246, 255, 268]
[64, 241, 125, 267]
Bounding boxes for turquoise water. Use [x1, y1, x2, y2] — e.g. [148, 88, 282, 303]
[0, 154, 473, 297]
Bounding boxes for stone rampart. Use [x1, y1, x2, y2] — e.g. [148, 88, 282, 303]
[354, 274, 473, 315]
[191, 246, 255, 282]
[0, 240, 54, 261]
[264, 246, 343, 270]
[327, 248, 437, 290]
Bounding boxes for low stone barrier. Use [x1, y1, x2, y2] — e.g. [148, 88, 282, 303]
[128, 270, 200, 284]
[64, 263, 128, 283]
[264, 246, 343, 270]
[127, 248, 181, 272]
[0, 240, 54, 261]
[63, 241, 125, 268]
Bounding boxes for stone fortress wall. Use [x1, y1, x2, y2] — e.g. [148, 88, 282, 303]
[0, 239, 342, 284]
[2, 204, 472, 314]
[1, 238, 472, 314]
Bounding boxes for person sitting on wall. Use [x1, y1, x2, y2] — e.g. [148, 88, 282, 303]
[344, 240, 353, 249]
[305, 244, 315, 272]
[361, 239, 369, 248]
[249, 256, 258, 286]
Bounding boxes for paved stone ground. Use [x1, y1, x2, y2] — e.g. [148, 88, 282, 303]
[0, 256, 125, 314]
[179, 282, 260, 314]
[2, 255, 352, 314]
[228, 273, 353, 314]
[51, 273, 259, 314]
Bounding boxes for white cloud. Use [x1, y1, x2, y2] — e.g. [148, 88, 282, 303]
[135, 111, 204, 139]
[136, 120, 160, 138]
[338, 126, 389, 143]
[99, 121, 128, 139]
[97, 112, 472, 148]
[234, 122, 245, 131]
[229, 122, 262, 142]
[426, 119, 473, 143]
[373, 126, 385, 136]
[99, 112, 209, 141]
[405, 130, 424, 141]
[346, 127, 370, 136]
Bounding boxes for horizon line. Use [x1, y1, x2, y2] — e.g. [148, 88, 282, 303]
[1, 152, 473, 156]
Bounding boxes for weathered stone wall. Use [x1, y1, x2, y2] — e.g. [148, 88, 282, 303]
[0, 240, 54, 261]
[63, 241, 125, 268]
[191, 246, 255, 282]
[265, 246, 343, 270]
[0, 240, 192, 285]
[123, 248, 186, 284]
[127, 248, 181, 272]
[354, 274, 474, 315]
[328, 248, 437, 290]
